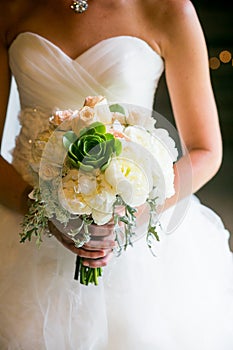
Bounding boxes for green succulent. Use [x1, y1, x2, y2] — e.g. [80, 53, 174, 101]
[63, 122, 122, 172]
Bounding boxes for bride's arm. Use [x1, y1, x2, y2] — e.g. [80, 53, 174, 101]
[0, 32, 31, 214]
[152, 1, 222, 209]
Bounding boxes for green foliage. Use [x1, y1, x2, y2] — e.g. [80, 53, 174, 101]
[109, 103, 126, 115]
[20, 189, 48, 246]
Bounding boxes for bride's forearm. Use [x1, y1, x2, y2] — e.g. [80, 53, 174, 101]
[0, 155, 31, 214]
[162, 148, 222, 211]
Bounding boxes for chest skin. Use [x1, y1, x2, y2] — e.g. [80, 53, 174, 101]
[4, 0, 163, 59]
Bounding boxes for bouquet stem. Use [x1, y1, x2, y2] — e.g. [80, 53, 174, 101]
[74, 255, 102, 286]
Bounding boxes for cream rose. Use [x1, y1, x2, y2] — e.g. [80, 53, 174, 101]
[72, 106, 97, 135]
[72, 96, 113, 136]
[39, 163, 60, 181]
[83, 95, 106, 108]
[58, 169, 92, 215]
[82, 173, 116, 225]
[126, 106, 156, 131]
[49, 110, 74, 131]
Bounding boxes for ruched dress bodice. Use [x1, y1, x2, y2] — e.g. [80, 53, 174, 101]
[9, 32, 164, 111]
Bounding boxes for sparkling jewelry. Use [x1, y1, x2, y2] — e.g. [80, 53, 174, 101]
[70, 0, 88, 13]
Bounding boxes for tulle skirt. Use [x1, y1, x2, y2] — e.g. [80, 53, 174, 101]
[0, 195, 233, 350]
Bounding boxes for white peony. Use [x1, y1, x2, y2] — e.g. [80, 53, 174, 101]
[151, 128, 178, 162]
[104, 157, 150, 207]
[124, 126, 176, 202]
[119, 140, 154, 191]
[91, 209, 113, 226]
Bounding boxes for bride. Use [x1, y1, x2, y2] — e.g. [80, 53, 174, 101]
[0, 1, 233, 349]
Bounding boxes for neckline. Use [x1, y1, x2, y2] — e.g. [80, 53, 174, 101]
[8, 31, 163, 62]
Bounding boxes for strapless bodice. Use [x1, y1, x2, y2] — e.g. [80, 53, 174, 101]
[9, 32, 164, 111]
[7, 33, 164, 184]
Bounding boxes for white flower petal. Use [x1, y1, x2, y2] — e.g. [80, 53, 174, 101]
[105, 158, 150, 207]
[92, 210, 113, 225]
[58, 170, 91, 215]
[78, 173, 97, 195]
[126, 106, 156, 131]
[124, 126, 176, 202]
[94, 103, 113, 125]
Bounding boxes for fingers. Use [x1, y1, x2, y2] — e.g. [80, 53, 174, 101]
[54, 232, 108, 259]
[63, 243, 113, 268]
[88, 222, 115, 237]
[61, 238, 114, 268]
[84, 240, 115, 250]
[75, 247, 106, 259]
[84, 237, 116, 249]
[82, 251, 113, 268]
[48, 220, 114, 267]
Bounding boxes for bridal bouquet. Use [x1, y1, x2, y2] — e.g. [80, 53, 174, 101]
[20, 96, 178, 285]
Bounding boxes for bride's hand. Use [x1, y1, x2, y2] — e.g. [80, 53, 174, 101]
[48, 220, 116, 268]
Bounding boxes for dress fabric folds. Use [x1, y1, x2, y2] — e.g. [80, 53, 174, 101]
[0, 33, 233, 350]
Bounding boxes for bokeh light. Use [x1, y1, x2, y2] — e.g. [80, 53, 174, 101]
[219, 50, 232, 63]
[209, 57, 221, 70]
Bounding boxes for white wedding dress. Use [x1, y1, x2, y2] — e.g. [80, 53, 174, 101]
[0, 32, 233, 350]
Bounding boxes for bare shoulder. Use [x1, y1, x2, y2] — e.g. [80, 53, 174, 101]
[139, 0, 201, 56]
[0, 0, 33, 46]
[142, 0, 203, 57]
[142, 0, 197, 22]
[155, 0, 201, 35]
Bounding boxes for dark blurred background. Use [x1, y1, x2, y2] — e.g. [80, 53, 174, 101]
[154, 1, 233, 244]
